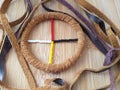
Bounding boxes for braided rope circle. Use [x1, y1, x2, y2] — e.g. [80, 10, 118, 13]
[20, 12, 85, 73]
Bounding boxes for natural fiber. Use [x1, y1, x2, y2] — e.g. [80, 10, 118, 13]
[20, 12, 85, 73]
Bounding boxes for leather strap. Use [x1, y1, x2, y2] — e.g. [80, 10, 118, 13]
[0, 0, 12, 13]
[17, 0, 50, 39]
[106, 28, 120, 48]
[75, 0, 120, 39]
[0, 80, 69, 90]
[69, 24, 120, 90]
[0, 26, 4, 48]
[92, 22, 110, 44]
[71, 26, 120, 90]
[0, 12, 36, 89]
[0, 0, 28, 27]
[0, 0, 28, 54]
[96, 27, 120, 90]
[71, 22, 120, 90]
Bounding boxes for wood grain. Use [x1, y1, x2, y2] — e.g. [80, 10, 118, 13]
[0, 0, 120, 90]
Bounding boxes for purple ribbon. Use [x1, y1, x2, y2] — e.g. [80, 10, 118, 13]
[26, 0, 33, 12]
[104, 48, 120, 65]
[104, 48, 120, 90]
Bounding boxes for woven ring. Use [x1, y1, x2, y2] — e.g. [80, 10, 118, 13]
[20, 12, 85, 73]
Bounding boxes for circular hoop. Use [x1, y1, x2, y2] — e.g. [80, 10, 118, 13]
[20, 12, 85, 73]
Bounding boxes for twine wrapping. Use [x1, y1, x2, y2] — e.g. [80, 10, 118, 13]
[20, 12, 85, 73]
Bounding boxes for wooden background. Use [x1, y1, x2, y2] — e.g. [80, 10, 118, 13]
[0, 0, 120, 90]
